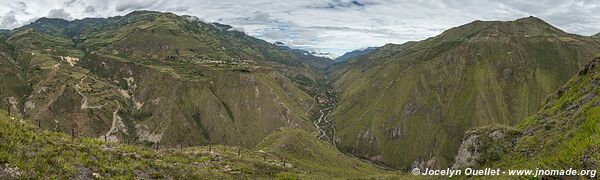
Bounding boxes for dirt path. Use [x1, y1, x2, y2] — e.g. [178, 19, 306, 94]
[75, 76, 105, 110]
[322, 104, 337, 147]
[313, 107, 330, 139]
[76, 75, 125, 142]
[268, 87, 294, 113]
[304, 102, 315, 116]
[103, 101, 127, 142]
[310, 79, 339, 149]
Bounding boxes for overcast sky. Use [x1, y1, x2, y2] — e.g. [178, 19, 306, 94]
[1, 0, 599, 58]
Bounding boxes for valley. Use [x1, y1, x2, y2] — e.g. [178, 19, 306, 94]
[0, 9, 598, 179]
[310, 78, 338, 147]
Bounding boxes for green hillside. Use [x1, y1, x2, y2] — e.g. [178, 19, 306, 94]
[0, 37, 29, 109]
[329, 16, 600, 169]
[0, 11, 333, 150]
[452, 57, 600, 178]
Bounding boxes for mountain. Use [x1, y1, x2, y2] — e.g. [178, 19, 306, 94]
[0, 10, 403, 178]
[0, 11, 334, 150]
[453, 57, 600, 177]
[329, 16, 600, 169]
[334, 47, 377, 63]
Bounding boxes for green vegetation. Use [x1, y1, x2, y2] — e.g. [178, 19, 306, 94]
[329, 16, 600, 168]
[450, 58, 600, 179]
[486, 58, 600, 171]
[0, 110, 408, 179]
[0, 10, 332, 150]
[257, 128, 404, 178]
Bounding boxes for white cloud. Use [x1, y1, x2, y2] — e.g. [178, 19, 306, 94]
[115, 0, 158, 12]
[0, 11, 18, 28]
[47, 8, 72, 20]
[84, 5, 96, 13]
[1, 0, 599, 57]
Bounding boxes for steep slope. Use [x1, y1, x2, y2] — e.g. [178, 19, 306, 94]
[453, 57, 600, 177]
[1, 11, 331, 149]
[330, 17, 600, 169]
[0, 110, 406, 179]
[0, 38, 29, 115]
[256, 128, 405, 178]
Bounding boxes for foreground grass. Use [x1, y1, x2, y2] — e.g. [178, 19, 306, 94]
[0, 111, 294, 179]
[0, 110, 412, 179]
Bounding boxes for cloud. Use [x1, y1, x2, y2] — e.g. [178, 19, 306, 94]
[165, 6, 189, 12]
[262, 31, 288, 40]
[115, 0, 158, 12]
[47, 9, 72, 20]
[228, 26, 245, 33]
[307, 0, 377, 10]
[64, 0, 79, 7]
[84, 6, 96, 13]
[0, 11, 17, 28]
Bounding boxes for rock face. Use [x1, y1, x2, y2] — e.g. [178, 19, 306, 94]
[330, 16, 600, 168]
[451, 125, 521, 169]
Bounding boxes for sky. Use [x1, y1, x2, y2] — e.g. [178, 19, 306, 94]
[1, 0, 599, 58]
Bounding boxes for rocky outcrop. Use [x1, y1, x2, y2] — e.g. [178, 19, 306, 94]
[452, 124, 522, 169]
[0, 164, 22, 179]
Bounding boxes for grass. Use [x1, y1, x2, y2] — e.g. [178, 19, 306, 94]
[257, 128, 409, 179]
[486, 59, 600, 173]
[0, 110, 414, 179]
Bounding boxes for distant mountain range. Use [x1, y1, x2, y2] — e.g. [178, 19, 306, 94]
[334, 47, 377, 63]
[272, 41, 334, 70]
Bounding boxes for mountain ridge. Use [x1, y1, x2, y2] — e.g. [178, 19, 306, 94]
[329, 16, 600, 169]
[0, 11, 335, 151]
[334, 47, 377, 63]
